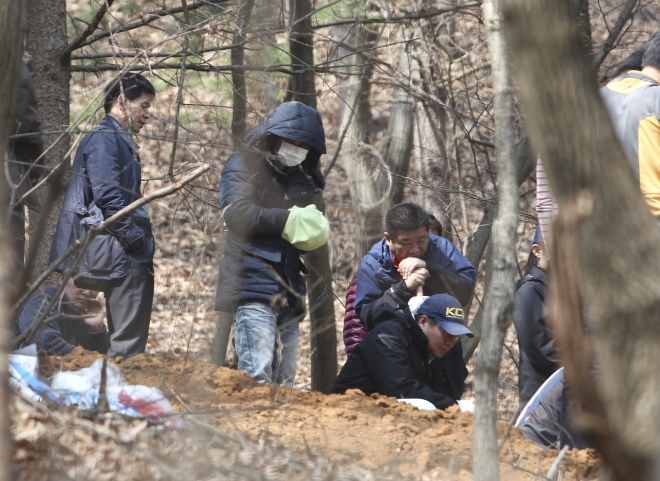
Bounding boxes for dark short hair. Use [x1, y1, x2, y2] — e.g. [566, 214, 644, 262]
[104, 73, 156, 114]
[613, 49, 645, 78]
[385, 203, 430, 240]
[428, 213, 443, 236]
[642, 35, 660, 70]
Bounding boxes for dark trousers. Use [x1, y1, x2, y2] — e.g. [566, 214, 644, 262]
[105, 234, 155, 358]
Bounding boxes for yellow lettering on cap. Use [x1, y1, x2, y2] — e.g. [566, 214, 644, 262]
[446, 307, 464, 318]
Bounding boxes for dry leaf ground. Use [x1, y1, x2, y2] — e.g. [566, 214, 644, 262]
[12, 349, 601, 480]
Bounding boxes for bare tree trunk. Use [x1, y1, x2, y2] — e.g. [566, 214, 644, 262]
[289, 0, 337, 392]
[472, 0, 518, 479]
[289, 0, 315, 107]
[462, 134, 534, 362]
[305, 194, 337, 392]
[0, 1, 28, 478]
[499, 0, 660, 478]
[340, 27, 380, 261]
[26, 0, 70, 281]
[380, 43, 414, 206]
[212, 0, 257, 365]
[342, 38, 414, 260]
[231, 0, 256, 147]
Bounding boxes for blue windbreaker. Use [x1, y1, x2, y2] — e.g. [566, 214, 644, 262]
[355, 234, 476, 330]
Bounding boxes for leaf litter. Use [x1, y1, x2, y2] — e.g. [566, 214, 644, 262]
[12, 348, 601, 480]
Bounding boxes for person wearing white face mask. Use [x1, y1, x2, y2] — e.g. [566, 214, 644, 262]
[215, 101, 329, 386]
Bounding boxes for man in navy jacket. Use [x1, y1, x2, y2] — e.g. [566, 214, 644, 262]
[355, 203, 476, 332]
[49, 74, 156, 358]
[215, 102, 329, 385]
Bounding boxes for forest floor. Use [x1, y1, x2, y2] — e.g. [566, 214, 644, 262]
[12, 349, 601, 481]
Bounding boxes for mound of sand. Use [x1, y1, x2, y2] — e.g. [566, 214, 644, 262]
[38, 349, 600, 480]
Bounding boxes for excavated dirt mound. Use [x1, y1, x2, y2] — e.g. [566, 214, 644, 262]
[41, 349, 601, 480]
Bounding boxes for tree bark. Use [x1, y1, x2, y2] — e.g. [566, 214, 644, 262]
[472, 0, 518, 479]
[462, 133, 534, 363]
[339, 27, 380, 261]
[230, 0, 256, 147]
[499, 0, 660, 478]
[289, 0, 316, 107]
[0, 2, 28, 479]
[380, 43, 414, 207]
[342, 38, 414, 260]
[289, 0, 337, 393]
[305, 194, 338, 392]
[26, 0, 70, 282]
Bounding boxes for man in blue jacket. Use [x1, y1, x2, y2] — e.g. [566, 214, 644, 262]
[49, 73, 156, 359]
[355, 203, 476, 332]
[215, 102, 329, 386]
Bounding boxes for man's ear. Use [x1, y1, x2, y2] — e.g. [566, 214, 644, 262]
[116, 94, 126, 113]
[58, 272, 64, 284]
[417, 314, 428, 328]
[384, 232, 392, 245]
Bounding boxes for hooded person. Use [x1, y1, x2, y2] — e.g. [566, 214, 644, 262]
[215, 101, 329, 386]
[332, 294, 471, 409]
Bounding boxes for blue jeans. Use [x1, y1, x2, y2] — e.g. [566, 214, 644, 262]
[235, 302, 300, 386]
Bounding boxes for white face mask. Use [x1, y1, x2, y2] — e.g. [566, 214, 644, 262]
[277, 141, 308, 167]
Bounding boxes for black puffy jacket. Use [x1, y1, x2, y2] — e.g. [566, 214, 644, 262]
[214, 102, 326, 314]
[332, 308, 468, 409]
[513, 266, 559, 406]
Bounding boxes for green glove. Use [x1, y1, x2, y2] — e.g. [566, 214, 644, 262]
[282, 205, 330, 251]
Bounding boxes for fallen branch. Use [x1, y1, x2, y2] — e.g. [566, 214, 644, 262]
[546, 445, 569, 480]
[12, 164, 210, 348]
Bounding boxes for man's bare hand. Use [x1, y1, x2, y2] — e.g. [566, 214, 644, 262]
[398, 257, 426, 279]
[84, 298, 105, 332]
[404, 268, 429, 291]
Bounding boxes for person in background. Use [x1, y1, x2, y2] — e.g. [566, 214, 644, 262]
[49, 73, 156, 359]
[428, 213, 443, 236]
[6, 62, 44, 270]
[215, 101, 329, 386]
[512, 226, 559, 406]
[333, 294, 470, 409]
[537, 47, 648, 248]
[15, 272, 109, 356]
[601, 34, 660, 218]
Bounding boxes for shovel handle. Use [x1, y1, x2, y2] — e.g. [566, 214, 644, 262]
[416, 285, 423, 297]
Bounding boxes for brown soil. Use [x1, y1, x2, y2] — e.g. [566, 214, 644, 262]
[42, 349, 601, 480]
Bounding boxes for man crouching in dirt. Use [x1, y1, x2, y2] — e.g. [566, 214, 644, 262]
[355, 202, 476, 335]
[332, 294, 471, 409]
[215, 102, 329, 386]
[15, 272, 110, 356]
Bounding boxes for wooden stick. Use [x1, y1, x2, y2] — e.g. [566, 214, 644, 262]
[12, 164, 210, 347]
[416, 285, 423, 296]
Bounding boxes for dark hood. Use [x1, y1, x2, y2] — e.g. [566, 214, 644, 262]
[243, 101, 326, 154]
[242, 102, 326, 190]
